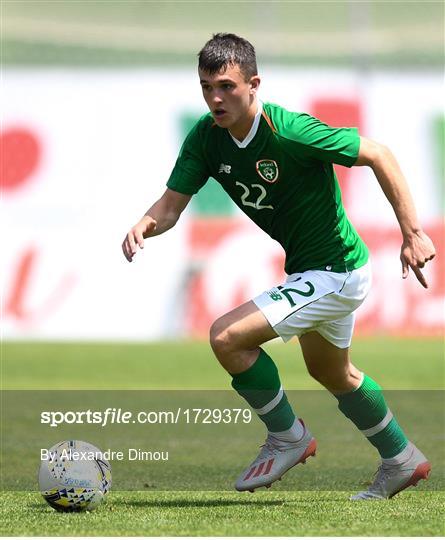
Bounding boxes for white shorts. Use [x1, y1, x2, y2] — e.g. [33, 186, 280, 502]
[253, 262, 372, 349]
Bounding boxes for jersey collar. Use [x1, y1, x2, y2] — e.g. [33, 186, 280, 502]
[229, 101, 263, 149]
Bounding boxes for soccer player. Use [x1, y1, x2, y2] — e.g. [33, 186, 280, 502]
[122, 33, 436, 499]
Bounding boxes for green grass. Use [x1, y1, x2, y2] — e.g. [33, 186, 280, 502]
[1, 338, 444, 536]
[1, 491, 444, 536]
[2, 337, 443, 390]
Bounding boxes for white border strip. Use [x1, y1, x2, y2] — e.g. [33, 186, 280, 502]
[361, 409, 393, 437]
[254, 386, 283, 416]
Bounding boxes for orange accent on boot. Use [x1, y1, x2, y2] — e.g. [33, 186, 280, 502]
[389, 461, 432, 499]
[297, 438, 317, 465]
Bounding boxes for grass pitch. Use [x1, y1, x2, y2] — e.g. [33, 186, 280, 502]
[1, 338, 444, 536]
[3, 337, 443, 390]
[1, 490, 444, 537]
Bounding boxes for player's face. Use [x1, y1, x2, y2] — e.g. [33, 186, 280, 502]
[199, 64, 260, 139]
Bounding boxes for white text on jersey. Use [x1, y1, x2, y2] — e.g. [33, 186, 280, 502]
[219, 163, 232, 174]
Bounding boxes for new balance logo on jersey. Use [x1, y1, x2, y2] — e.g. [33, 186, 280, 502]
[256, 159, 279, 183]
[219, 163, 232, 174]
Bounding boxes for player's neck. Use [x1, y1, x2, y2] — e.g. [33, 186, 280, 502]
[229, 99, 259, 142]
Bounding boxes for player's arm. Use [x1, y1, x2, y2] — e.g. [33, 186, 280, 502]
[354, 136, 435, 288]
[122, 188, 191, 262]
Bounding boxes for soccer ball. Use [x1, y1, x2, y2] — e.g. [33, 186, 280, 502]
[38, 440, 112, 512]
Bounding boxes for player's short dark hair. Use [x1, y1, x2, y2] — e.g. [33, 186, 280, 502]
[198, 33, 258, 81]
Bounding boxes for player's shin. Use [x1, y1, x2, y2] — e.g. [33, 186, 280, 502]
[230, 349, 303, 440]
[335, 373, 408, 459]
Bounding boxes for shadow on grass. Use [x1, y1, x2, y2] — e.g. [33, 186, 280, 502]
[28, 498, 286, 511]
[123, 498, 286, 509]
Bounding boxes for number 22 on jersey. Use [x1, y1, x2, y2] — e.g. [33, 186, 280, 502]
[235, 181, 274, 210]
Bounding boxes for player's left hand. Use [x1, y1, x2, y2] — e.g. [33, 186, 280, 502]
[400, 230, 436, 288]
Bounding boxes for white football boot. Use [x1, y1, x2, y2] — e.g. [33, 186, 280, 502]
[351, 443, 431, 500]
[235, 419, 317, 492]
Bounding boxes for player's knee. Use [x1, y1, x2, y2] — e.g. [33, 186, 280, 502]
[209, 317, 235, 356]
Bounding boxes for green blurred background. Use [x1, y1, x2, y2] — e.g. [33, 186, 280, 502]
[3, 0, 443, 67]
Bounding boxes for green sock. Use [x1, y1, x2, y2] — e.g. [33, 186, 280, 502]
[231, 349, 295, 432]
[335, 373, 408, 459]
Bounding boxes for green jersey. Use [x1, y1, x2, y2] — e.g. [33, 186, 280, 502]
[167, 102, 369, 274]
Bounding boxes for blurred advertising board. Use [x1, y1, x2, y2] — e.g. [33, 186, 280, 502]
[184, 218, 443, 338]
[2, 69, 443, 339]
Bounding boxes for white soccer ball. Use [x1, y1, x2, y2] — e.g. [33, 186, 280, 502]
[38, 440, 112, 512]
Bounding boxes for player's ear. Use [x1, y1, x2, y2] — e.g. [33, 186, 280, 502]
[249, 75, 261, 95]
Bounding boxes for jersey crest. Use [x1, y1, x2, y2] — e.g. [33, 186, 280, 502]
[256, 160, 279, 183]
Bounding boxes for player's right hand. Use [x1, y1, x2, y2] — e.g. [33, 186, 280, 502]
[122, 216, 157, 262]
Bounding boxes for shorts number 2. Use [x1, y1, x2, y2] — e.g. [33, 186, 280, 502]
[277, 278, 315, 307]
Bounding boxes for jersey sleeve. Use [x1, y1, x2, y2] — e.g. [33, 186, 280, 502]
[277, 109, 360, 167]
[166, 120, 210, 195]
